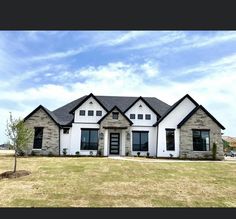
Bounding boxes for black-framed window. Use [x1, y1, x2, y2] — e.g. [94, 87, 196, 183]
[81, 129, 98, 150]
[130, 114, 135, 119]
[88, 110, 94, 116]
[166, 129, 175, 151]
[145, 114, 151, 120]
[138, 114, 143, 119]
[193, 130, 210, 151]
[132, 131, 148, 151]
[63, 128, 69, 134]
[79, 110, 85, 116]
[96, 110, 102, 116]
[33, 127, 43, 149]
[112, 112, 119, 119]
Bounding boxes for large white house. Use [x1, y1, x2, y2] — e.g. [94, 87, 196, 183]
[24, 93, 225, 159]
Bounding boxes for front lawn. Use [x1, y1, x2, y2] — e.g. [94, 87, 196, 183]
[0, 157, 235, 207]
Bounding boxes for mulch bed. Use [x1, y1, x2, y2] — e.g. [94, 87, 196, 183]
[0, 170, 31, 179]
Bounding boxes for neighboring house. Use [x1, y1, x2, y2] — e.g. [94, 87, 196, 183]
[222, 136, 236, 150]
[0, 144, 11, 150]
[23, 93, 225, 159]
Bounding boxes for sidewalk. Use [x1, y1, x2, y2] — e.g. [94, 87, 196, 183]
[108, 156, 236, 163]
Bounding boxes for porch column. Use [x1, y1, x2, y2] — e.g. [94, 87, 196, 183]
[121, 130, 126, 156]
[104, 129, 108, 156]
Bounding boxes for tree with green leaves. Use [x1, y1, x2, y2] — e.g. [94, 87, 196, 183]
[5, 112, 33, 172]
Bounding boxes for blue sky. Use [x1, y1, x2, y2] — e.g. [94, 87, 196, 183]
[0, 31, 236, 143]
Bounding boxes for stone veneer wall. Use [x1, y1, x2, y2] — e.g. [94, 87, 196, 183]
[99, 109, 131, 156]
[179, 108, 224, 160]
[24, 108, 60, 155]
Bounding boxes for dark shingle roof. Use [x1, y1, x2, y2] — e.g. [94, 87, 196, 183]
[52, 94, 170, 126]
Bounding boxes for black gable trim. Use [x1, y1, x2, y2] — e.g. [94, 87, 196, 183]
[23, 105, 60, 127]
[177, 105, 225, 130]
[124, 96, 161, 118]
[97, 105, 133, 125]
[69, 93, 108, 114]
[153, 94, 199, 127]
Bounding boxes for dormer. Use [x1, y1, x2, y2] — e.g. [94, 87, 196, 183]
[69, 93, 108, 123]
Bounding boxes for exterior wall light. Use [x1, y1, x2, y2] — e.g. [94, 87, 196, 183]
[99, 132, 104, 140]
[126, 132, 130, 140]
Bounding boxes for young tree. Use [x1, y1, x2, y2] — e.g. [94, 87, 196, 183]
[5, 112, 33, 172]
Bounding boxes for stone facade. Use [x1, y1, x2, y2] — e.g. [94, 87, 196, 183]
[98, 108, 131, 155]
[24, 108, 60, 155]
[179, 108, 224, 160]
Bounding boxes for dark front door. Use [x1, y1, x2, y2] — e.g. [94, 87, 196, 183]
[110, 133, 120, 155]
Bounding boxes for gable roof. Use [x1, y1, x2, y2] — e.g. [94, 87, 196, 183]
[177, 105, 225, 130]
[124, 96, 161, 118]
[50, 94, 170, 126]
[69, 93, 108, 114]
[153, 94, 199, 126]
[97, 106, 133, 125]
[24, 105, 60, 126]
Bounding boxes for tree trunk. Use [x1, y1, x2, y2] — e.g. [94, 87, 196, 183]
[13, 150, 17, 173]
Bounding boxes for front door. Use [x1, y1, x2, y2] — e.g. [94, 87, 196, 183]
[110, 133, 120, 155]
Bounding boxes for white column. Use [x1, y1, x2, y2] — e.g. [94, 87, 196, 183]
[121, 130, 126, 156]
[104, 129, 108, 156]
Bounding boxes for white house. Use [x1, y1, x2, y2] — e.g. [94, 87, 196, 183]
[24, 93, 225, 160]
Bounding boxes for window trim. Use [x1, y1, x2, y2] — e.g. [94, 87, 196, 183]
[80, 128, 99, 150]
[132, 131, 149, 151]
[112, 112, 119, 119]
[130, 114, 135, 119]
[145, 114, 151, 120]
[166, 129, 175, 151]
[96, 110, 102, 116]
[192, 129, 210, 151]
[138, 114, 143, 120]
[33, 127, 44, 149]
[88, 110, 94, 116]
[79, 110, 85, 116]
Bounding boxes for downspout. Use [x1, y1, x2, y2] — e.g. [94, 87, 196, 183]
[156, 124, 159, 158]
[58, 126, 61, 156]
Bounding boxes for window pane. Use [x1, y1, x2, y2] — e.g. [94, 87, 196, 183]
[193, 130, 210, 151]
[81, 130, 90, 150]
[145, 114, 151, 120]
[166, 130, 175, 150]
[88, 110, 94, 116]
[79, 110, 85, 116]
[140, 132, 148, 151]
[112, 112, 119, 119]
[90, 130, 98, 150]
[33, 127, 43, 149]
[96, 111, 102, 116]
[130, 114, 135, 119]
[132, 132, 140, 151]
[138, 114, 143, 119]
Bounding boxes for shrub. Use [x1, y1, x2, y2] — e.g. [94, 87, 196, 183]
[212, 142, 217, 160]
[137, 152, 140, 157]
[169, 153, 173, 158]
[146, 152, 150, 158]
[126, 151, 130, 156]
[48, 151, 53, 157]
[97, 149, 102, 157]
[18, 150, 25, 156]
[75, 151, 80, 156]
[90, 151, 93, 156]
[62, 148, 68, 156]
[31, 150, 36, 156]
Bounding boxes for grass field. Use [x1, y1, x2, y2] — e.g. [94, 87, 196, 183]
[0, 156, 236, 207]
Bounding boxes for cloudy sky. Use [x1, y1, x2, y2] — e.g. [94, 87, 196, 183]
[0, 31, 235, 143]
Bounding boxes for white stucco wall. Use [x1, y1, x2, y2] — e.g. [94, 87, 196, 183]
[130, 126, 157, 157]
[74, 96, 107, 123]
[60, 128, 71, 155]
[157, 97, 196, 157]
[125, 99, 157, 126]
[70, 123, 100, 155]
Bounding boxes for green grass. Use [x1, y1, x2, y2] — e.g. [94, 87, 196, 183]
[0, 156, 236, 207]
